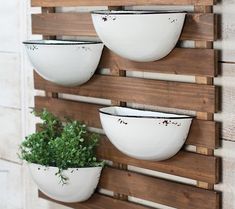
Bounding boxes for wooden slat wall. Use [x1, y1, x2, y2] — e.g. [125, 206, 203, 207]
[32, 13, 216, 41]
[99, 167, 219, 209]
[97, 138, 219, 184]
[99, 48, 218, 77]
[31, 0, 220, 208]
[34, 73, 218, 113]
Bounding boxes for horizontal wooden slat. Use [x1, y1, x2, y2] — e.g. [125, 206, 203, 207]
[99, 167, 220, 209]
[99, 48, 217, 77]
[39, 192, 152, 209]
[35, 96, 219, 149]
[34, 73, 218, 113]
[32, 0, 215, 7]
[97, 137, 219, 184]
[32, 13, 216, 41]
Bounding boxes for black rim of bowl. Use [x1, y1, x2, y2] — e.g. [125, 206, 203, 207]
[91, 10, 187, 15]
[99, 107, 194, 120]
[23, 40, 103, 45]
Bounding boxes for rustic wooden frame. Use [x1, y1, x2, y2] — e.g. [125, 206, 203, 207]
[31, 1, 220, 208]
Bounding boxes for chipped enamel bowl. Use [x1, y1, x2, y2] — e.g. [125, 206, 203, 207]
[99, 106, 193, 161]
[28, 163, 103, 203]
[23, 40, 104, 86]
[91, 10, 186, 62]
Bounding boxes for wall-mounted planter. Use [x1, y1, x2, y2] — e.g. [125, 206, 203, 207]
[91, 10, 186, 62]
[28, 163, 102, 203]
[99, 106, 193, 161]
[23, 40, 104, 86]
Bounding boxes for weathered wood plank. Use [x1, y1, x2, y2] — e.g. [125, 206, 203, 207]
[34, 73, 218, 113]
[32, 13, 216, 41]
[39, 192, 152, 209]
[99, 48, 217, 77]
[97, 137, 219, 184]
[35, 96, 219, 149]
[99, 167, 220, 209]
[194, 4, 216, 191]
[31, 0, 215, 7]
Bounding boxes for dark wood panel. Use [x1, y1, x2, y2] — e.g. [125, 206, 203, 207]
[97, 137, 219, 184]
[34, 73, 218, 113]
[32, 13, 216, 41]
[35, 96, 219, 149]
[99, 48, 217, 77]
[39, 192, 152, 209]
[99, 167, 220, 209]
[32, 0, 215, 7]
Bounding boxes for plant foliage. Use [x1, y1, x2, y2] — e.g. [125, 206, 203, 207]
[19, 109, 104, 184]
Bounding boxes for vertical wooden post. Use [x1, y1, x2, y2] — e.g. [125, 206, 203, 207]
[41, 7, 59, 99]
[194, 5, 214, 190]
[107, 5, 128, 202]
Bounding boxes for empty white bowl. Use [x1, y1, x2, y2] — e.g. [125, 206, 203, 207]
[28, 163, 102, 203]
[91, 10, 186, 62]
[99, 106, 193, 161]
[23, 40, 104, 86]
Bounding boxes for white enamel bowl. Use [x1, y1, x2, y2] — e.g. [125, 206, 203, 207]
[28, 163, 102, 203]
[91, 10, 186, 62]
[23, 40, 104, 86]
[99, 106, 193, 161]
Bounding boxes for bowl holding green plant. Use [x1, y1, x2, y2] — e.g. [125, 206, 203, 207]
[19, 109, 104, 203]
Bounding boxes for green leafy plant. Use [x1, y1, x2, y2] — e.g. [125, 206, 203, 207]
[19, 109, 104, 184]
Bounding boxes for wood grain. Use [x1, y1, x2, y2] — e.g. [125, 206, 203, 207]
[32, 13, 216, 41]
[35, 96, 219, 149]
[99, 47, 217, 77]
[99, 167, 220, 209]
[34, 73, 218, 113]
[194, 4, 216, 191]
[39, 192, 152, 209]
[97, 137, 219, 184]
[31, 0, 215, 7]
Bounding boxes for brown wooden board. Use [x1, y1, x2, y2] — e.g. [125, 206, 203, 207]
[31, 0, 215, 7]
[99, 167, 220, 209]
[99, 48, 217, 77]
[39, 192, 153, 209]
[34, 73, 218, 113]
[35, 96, 219, 149]
[97, 137, 219, 184]
[32, 13, 216, 41]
